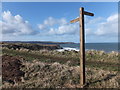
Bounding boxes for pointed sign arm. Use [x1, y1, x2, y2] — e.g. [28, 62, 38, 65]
[84, 11, 94, 16]
[70, 18, 79, 23]
[70, 11, 94, 23]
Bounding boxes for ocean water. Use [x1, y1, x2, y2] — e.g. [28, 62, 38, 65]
[59, 43, 118, 52]
[4, 41, 118, 52]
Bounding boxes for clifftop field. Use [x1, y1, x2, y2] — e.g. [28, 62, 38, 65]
[1, 42, 120, 88]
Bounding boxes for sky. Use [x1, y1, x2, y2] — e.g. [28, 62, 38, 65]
[1, 2, 118, 43]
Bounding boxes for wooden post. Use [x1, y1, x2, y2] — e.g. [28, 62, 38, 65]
[70, 7, 94, 87]
[80, 7, 85, 86]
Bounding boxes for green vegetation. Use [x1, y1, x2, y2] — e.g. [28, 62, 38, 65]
[2, 60, 119, 88]
[1, 43, 120, 88]
[2, 48, 119, 71]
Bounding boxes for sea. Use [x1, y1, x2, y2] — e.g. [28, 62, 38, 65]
[4, 41, 118, 52]
[59, 43, 118, 52]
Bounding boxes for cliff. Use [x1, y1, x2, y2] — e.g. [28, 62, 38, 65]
[2, 43, 63, 50]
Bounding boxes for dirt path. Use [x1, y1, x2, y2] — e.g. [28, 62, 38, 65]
[2, 55, 25, 84]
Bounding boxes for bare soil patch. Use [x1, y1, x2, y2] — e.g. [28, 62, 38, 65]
[2, 55, 25, 84]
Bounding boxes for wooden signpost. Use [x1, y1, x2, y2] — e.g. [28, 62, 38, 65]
[70, 7, 94, 87]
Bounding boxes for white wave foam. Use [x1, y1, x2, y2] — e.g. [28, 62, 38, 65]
[57, 47, 79, 52]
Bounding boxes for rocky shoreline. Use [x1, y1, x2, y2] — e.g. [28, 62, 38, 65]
[1, 42, 62, 51]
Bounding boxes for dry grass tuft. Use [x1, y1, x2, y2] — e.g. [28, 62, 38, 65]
[2, 60, 119, 88]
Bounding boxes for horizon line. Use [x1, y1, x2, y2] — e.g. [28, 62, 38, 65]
[0, 40, 118, 43]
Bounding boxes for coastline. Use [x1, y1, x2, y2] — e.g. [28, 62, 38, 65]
[56, 47, 119, 53]
[1, 41, 119, 53]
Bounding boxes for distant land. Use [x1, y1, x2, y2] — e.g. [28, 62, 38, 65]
[1, 41, 118, 44]
[1, 41, 75, 45]
[1, 41, 118, 52]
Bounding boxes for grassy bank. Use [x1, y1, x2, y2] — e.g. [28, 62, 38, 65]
[2, 48, 119, 71]
[2, 43, 120, 88]
[2, 60, 120, 88]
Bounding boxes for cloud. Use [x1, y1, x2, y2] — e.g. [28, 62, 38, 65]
[38, 17, 79, 35]
[48, 24, 79, 35]
[1, 10, 118, 42]
[1, 11, 36, 36]
[38, 17, 67, 30]
[85, 16, 103, 25]
[83, 13, 118, 38]
[38, 14, 118, 38]
[95, 14, 118, 36]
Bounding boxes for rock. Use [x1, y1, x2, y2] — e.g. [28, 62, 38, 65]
[2, 43, 63, 51]
[99, 51, 105, 56]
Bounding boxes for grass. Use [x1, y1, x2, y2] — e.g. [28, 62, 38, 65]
[2, 48, 119, 71]
[2, 60, 119, 88]
[1, 45, 120, 88]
